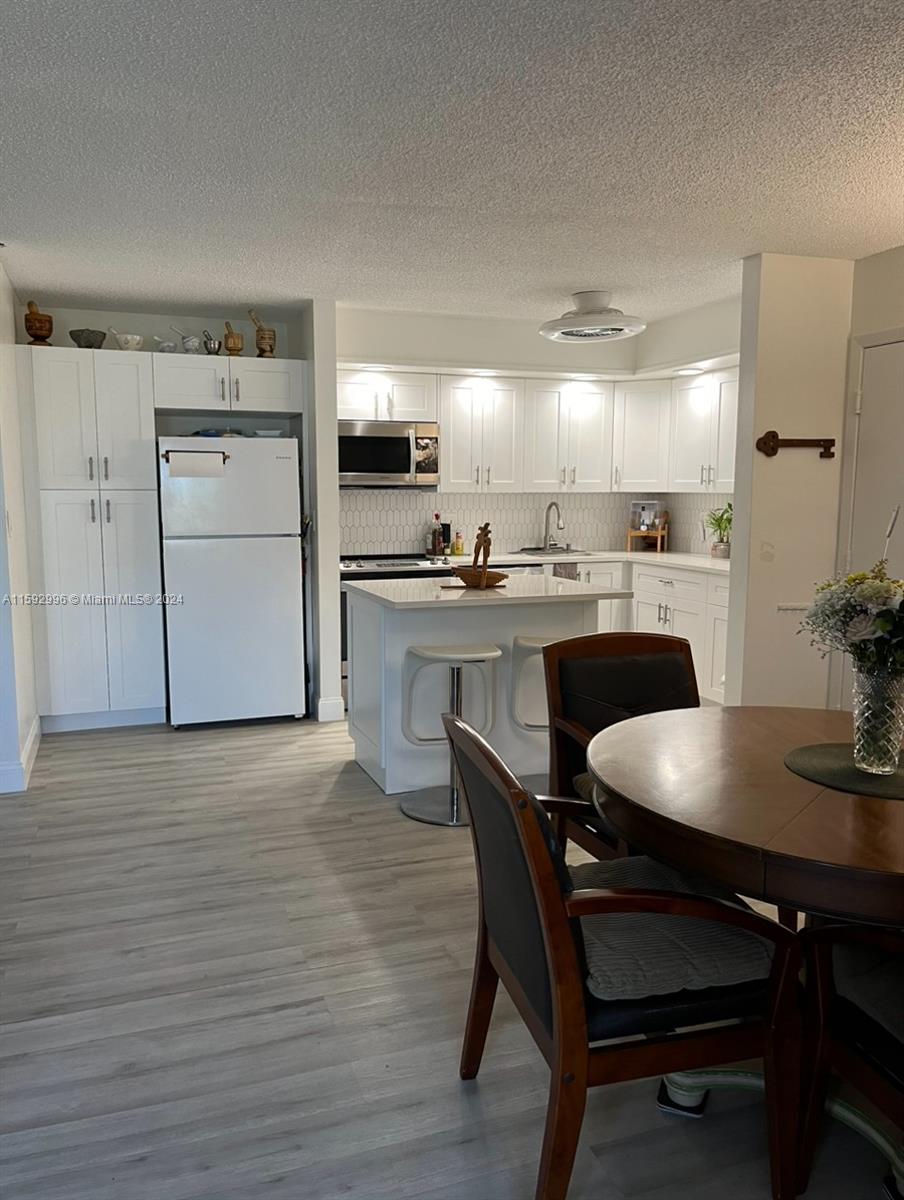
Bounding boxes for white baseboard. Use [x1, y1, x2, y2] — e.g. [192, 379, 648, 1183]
[41, 707, 167, 734]
[20, 715, 40, 787]
[316, 695, 346, 723]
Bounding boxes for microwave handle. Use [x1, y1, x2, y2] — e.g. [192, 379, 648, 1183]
[409, 426, 417, 483]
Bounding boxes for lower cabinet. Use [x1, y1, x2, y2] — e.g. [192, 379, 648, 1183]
[631, 569, 728, 702]
[39, 489, 165, 716]
[702, 601, 729, 704]
[575, 562, 629, 632]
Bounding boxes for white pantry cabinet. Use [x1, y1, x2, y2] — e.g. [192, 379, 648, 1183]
[523, 379, 613, 492]
[337, 369, 437, 421]
[154, 355, 304, 414]
[439, 376, 524, 493]
[612, 381, 671, 491]
[38, 489, 165, 716]
[34, 348, 157, 490]
[667, 368, 738, 493]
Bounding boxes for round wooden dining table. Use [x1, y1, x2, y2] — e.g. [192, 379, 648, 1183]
[587, 706, 904, 925]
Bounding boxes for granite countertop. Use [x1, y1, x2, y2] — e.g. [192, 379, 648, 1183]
[343, 574, 634, 610]
[471, 549, 731, 574]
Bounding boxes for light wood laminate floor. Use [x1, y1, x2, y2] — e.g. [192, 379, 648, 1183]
[0, 720, 886, 1199]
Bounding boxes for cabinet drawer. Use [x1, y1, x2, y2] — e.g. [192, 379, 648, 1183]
[632, 565, 708, 601]
[707, 574, 731, 608]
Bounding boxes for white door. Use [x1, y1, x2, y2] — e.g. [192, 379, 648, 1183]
[163, 536, 305, 725]
[524, 382, 566, 491]
[710, 369, 739, 491]
[703, 605, 728, 703]
[337, 370, 379, 419]
[566, 381, 613, 491]
[94, 351, 157, 488]
[482, 378, 524, 492]
[159, 438, 300, 537]
[39, 490, 109, 714]
[101, 491, 166, 711]
[439, 377, 482, 493]
[668, 376, 713, 492]
[664, 596, 706, 677]
[153, 354, 229, 411]
[633, 591, 666, 635]
[33, 347, 98, 489]
[613, 382, 671, 491]
[230, 358, 304, 414]
[382, 371, 437, 421]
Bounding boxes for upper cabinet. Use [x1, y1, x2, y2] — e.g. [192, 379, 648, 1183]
[612, 381, 671, 491]
[439, 375, 524, 493]
[337, 369, 437, 421]
[154, 355, 305, 414]
[34, 348, 156, 490]
[523, 379, 613, 493]
[667, 368, 738, 493]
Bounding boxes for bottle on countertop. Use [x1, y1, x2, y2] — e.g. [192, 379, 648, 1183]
[430, 512, 444, 557]
[453, 529, 464, 556]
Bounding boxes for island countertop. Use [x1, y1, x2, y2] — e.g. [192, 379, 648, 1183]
[343, 574, 634, 610]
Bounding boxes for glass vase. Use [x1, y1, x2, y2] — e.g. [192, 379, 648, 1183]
[852, 667, 904, 775]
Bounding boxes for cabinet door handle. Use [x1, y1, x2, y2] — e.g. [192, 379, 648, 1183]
[103, 455, 109, 480]
[475, 465, 480, 485]
[386, 391, 393, 418]
[560, 467, 566, 485]
[88, 455, 94, 481]
[105, 499, 111, 523]
[220, 377, 227, 406]
[708, 464, 715, 485]
[657, 601, 663, 623]
[700, 464, 706, 485]
[234, 378, 240, 404]
[485, 466, 491, 486]
[89, 498, 96, 523]
[570, 466, 576, 484]
[664, 604, 671, 624]
[614, 464, 620, 487]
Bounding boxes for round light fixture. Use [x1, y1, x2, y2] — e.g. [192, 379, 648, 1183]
[539, 291, 646, 343]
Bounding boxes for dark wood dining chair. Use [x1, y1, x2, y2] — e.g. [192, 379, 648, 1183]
[542, 631, 699, 859]
[444, 713, 802, 1200]
[799, 923, 904, 1197]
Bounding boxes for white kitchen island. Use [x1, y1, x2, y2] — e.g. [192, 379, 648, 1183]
[344, 574, 633, 795]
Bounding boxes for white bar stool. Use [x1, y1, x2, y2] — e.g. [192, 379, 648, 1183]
[400, 643, 502, 827]
[511, 635, 554, 731]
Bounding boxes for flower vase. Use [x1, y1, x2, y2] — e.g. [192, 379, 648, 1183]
[851, 667, 904, 775]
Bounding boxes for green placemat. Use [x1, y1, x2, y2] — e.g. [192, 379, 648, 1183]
[784, 743, 904, 799]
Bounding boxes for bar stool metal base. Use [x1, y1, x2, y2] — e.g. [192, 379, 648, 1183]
[399, 785, 470, 827]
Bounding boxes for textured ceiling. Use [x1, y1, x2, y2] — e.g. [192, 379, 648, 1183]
[1, 0, 903, 322]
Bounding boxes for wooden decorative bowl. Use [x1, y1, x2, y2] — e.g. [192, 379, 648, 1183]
[452, 566, 509, 589]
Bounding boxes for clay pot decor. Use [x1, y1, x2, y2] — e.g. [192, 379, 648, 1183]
[248, 310, 276, 358]
[24, 301, 53, 346]
[69, 328, 106, 349]
[223, 322, 244, 357]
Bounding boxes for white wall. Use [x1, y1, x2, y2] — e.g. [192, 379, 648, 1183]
[634, 296, 741, 373]
[336, 306, 637, 375]
[20, 306, 289, 356]
[726, 254, 854, 707]
[850, 245, 904, 337]
[0, 263, 39, 790]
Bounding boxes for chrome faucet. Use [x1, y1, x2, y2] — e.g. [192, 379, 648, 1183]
[543, 501, 566, 550]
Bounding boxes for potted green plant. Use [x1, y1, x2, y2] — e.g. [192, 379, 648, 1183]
[705, 502, 732, 559]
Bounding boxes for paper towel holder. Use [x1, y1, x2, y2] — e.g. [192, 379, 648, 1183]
[161, 450, 230, 463]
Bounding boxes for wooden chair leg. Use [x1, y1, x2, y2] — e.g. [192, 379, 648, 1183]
[459, 926, 499, 1080]
[797, 1033, 831, 1193]
[762, 1022, 801, 1200]
[777, 906, 798, 931]
[534, 1063, 587, 1200]
[552, 811, 568, 855]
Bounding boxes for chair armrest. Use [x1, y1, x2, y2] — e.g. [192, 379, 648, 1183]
[536, 795, 596, 818]
[564, 887, 798, 949]
[552, 716, 593, 748]
[801, 923, 904, 955]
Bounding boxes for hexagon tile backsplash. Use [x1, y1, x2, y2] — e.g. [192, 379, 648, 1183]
[339, 491, 732, 556]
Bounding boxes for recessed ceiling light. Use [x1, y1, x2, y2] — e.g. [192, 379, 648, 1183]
[674, 367, 703, 376]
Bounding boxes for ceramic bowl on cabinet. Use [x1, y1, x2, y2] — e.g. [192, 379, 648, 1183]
[109, 329, 144, 351]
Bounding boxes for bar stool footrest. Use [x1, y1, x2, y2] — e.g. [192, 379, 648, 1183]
[399, 785, 470, 828]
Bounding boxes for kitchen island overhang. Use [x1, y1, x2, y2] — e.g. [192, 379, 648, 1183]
[344, 575, 634, 795]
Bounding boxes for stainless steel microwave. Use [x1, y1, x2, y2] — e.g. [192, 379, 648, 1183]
[338, 421, 439, 488]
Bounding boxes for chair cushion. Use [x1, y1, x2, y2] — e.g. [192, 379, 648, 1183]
[571, 857, 774, 1002]
[571, 772, 620, 842]
[833, 942, 904, 1092]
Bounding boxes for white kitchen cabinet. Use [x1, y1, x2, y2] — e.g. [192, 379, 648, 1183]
[94, 351, 157, 488]
[668, 376, 713, 492]
[523, 379, 612, 492]
[230, 358, 305, 414]
[633, 591, 667, 635]
[667, 368, 738, 493]
[612, 381, 671, 491]
[101, 491, 166, 711]
[576, 562, 628, 631]
[33, 347, 98, 489]
[702, 604, 729, 703]
[39, 490, 110, 714]
[153, 354, 229, 411]
[337, 369, 437, 421]
[663, 594, 706, 674]
[439, 376, 524, 493]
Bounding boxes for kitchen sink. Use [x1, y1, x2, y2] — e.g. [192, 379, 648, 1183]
[517, 546, 588, 555]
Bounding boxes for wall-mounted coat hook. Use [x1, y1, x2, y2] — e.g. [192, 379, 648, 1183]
[755, 430, 836, 459]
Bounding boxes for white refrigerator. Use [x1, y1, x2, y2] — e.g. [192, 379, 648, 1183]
[159, 437, 306, 726]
